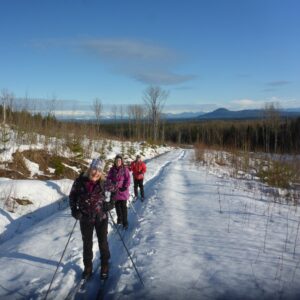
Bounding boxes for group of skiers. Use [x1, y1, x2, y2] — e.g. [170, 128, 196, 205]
[69, 154, 147, 280]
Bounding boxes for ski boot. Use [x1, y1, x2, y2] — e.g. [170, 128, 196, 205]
[82, 265, 92, 280]
[100, 264, 109, 280]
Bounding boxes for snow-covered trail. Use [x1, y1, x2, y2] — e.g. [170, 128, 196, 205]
[0, 149, 184, 300]
[1, 148, 300, 300]
[103, 150, 300, 300]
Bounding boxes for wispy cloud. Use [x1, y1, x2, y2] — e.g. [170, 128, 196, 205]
[262, 80, 291, 92]
[81, 38, 195, 85]
[82, 38, 177, 63]
[229, 97, 300, 110]
[266, 80, 291, 87]
[164, 104, 217, 113]
[31, 37, 196, 86]
[262, 88, 277, 92]
[133, 71, 196, 85]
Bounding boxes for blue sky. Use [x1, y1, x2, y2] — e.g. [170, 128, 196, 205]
[0, 0, 299, 115]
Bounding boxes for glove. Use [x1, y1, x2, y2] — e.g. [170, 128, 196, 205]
[105, 180, 118, 193]
[119, 187, 127, 192]
[139, 171, 143, 174]
[103, 199, 115, 212]
[71, 209, 82, 220]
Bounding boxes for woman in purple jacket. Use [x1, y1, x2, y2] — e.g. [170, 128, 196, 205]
[107, 154, 131, 229]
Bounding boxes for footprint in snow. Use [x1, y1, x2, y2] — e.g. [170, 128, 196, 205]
[122, 266, 132, 275]
[29, 278, 40, 284]
[145, 234, 155, 242]
[146, 249, 156, 256]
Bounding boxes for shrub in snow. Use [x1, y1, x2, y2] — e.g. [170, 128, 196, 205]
[66, 139, 84, 159]
[50, 157, 65, 176]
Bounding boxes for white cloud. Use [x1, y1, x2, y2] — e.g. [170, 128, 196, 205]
[229, 97, 300, 110]
[53, 110, 93, 117]
[230, 99, 260, 109]
[164, 104, 218, 113]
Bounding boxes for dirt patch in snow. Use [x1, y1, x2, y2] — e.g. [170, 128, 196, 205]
[10, 151, 31, 178]
[0, 150, 88, 180]
[13, 197, 33, 206]
[0, 169, 27, 179]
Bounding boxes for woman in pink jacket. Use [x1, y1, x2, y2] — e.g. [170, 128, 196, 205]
[106, 154, 131, 229]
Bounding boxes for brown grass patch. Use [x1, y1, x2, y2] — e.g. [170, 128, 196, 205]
[13, 197, 33, 206]
[0, 150, 88, 180]
[9, 151, 30, 177]
[0, 169, 27, 179]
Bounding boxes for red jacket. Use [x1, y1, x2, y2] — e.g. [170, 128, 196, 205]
[130, 160, 146, 180]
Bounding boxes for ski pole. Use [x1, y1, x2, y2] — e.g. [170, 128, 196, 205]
[108, 211, 145, 287]
[128, 199, 141, 219]
[44, 219, 78, 300]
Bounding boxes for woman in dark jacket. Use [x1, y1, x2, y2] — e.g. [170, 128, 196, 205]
[106, 154, 131, 229]
[69, 158, 110, 280]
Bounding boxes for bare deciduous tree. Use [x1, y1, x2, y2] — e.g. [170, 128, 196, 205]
[143, 86, 169, 142]
[125, 104, 145, 140]
[263, 102, 281, 153]
[119, 105, 125, 139]
[93, 98, 103, 134]
[1, 89, 15, 124]
[132, 104, 145, 140]
[127, 105, 133, 138]
[111, 104, 118, 135]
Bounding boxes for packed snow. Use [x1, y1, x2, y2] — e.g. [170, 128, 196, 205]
[0, 149, 300, 299]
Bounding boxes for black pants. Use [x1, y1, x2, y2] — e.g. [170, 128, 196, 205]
[115, 200, 128, 226]
[80, 216, 110, 268]
[134, 179, 144, 198]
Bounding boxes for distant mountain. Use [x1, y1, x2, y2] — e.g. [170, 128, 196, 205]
[284, 108, 300, 112]
[197, 108, 263, 119]
[163, 111, 205, 119]
[197, 108, 300, 120]
[57, 107, 300, 122]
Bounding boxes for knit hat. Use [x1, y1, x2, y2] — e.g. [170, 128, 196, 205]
[115, 154, 123, 161]
[90, 158, 104, 172]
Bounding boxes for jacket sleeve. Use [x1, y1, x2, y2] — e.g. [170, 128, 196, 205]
[142, 162, 147, 174]
[99, 180, 106, 198]
[123, 167, 131, 188]
[69, 179, 79, 212]
[105, 168, 118, 192]
[106, 168, 113, 182]
[129, 162, 133, 172]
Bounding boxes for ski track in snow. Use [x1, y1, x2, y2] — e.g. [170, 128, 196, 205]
[0, 149, 183, 300]
[103, 150, 300, 300]
[1, 149, 300, 299]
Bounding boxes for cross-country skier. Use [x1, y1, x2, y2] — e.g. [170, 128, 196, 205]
[69, 158, 111, 280]
[106, 154, 131, 229]
[129, 155, 146, 201]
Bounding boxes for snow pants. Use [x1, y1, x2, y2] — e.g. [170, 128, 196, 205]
[134, 178, 144, 198]
[115, 200, 128, 226]
[79, 216, 110, 268]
